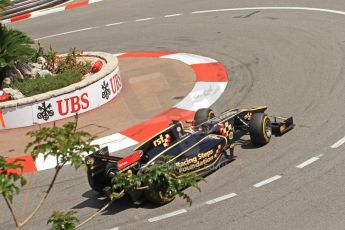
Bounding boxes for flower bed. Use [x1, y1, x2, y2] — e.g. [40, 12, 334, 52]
[12, 69, 83, 97]
[1, 47, 94, 100]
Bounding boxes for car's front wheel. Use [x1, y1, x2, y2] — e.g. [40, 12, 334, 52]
[194, 108, 215, 126]
[249, 113, 272, 146]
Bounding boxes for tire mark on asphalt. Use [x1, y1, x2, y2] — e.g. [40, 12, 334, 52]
[233, 10, 260, 18]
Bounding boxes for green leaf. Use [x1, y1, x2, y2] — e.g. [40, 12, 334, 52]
[47, 210, 79, 230]
[0, 25, 35, 69]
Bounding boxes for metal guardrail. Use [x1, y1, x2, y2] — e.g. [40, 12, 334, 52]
[2, 0, 68, 19]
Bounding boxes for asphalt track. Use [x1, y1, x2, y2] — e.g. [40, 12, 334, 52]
[2, 0, 345, 229]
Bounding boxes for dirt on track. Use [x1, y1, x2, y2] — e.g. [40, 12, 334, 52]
[0, 57, 195, 157]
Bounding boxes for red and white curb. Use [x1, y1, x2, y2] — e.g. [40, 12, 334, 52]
[1, 0, 103, 24]
[5, 51, 228, 173]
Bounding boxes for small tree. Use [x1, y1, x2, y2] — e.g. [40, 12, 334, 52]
[0, 118, 99, 228]
[2, 118, 204, 229]
[21, 121, 99, 226]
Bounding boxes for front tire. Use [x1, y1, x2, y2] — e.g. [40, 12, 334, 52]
[194, 108, 215, 126]
[249, 113, 271, 146]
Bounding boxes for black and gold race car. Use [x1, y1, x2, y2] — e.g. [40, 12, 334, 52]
[86, 106, 294, 203]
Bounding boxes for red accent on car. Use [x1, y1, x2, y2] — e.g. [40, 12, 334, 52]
[165, 135, 171, 146]
[217, 123, 226, 136]
[91, 60, 103, 73]
[117, 150, 141, 171]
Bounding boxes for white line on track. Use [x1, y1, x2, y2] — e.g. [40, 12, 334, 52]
[106, 22, 125, 26]
[205, 193, 237, 205]
[164, 13, 182, 17]
[148, 209, 187, 222]
[30, 7, 345, 41]
[107, 227, 119, 230]
[89, 0, 103, 3]
[135, 17, 154, 22]
[296, 155, 322, 168]
[191, 7, 345, 15]
[34, 27, 96, 40]
[330, 136, 345, 148]
[253, 175, 282, 188]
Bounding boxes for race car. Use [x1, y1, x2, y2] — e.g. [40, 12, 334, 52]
[86, 105, 294, 203]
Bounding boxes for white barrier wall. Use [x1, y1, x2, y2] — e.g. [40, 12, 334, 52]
[0, 63, 122, 130]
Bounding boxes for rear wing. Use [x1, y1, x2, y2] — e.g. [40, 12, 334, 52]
[271, 116, 294, 135]
[86, 146, 142, 173]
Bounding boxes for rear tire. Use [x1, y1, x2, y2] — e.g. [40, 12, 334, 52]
[87, 162, 116, 193]
[249, 113, 271, 146]
[194, 108, 215, 126]
[144, 189, 175, 204]
[87, 169, 106, 193]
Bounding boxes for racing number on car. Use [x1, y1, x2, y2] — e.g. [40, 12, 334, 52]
[220, 122, 234, 139]
[153, 134, 171, 147]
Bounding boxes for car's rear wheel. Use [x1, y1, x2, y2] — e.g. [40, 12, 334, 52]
[87, 162, 116, 193]
[143, 175, 176, 204]
[87, 169, 106, 193]
[144, 189, 175, 204]
[249, 113, 272, 146]
[194, 108, 215, 126]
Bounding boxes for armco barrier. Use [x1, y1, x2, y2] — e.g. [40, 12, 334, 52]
[0, 52, 122, 130]
[1, 0, 103, 24]
[2, 0, 68, 19]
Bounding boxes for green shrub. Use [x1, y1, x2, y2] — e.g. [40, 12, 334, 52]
[12, 70, 83, 97]
[0, 25, 35, 69]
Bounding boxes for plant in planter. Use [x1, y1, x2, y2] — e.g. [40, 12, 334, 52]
[0, 24, 36, 100]
[0, 25, 36, 85]
[11, 47, 92, 97]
